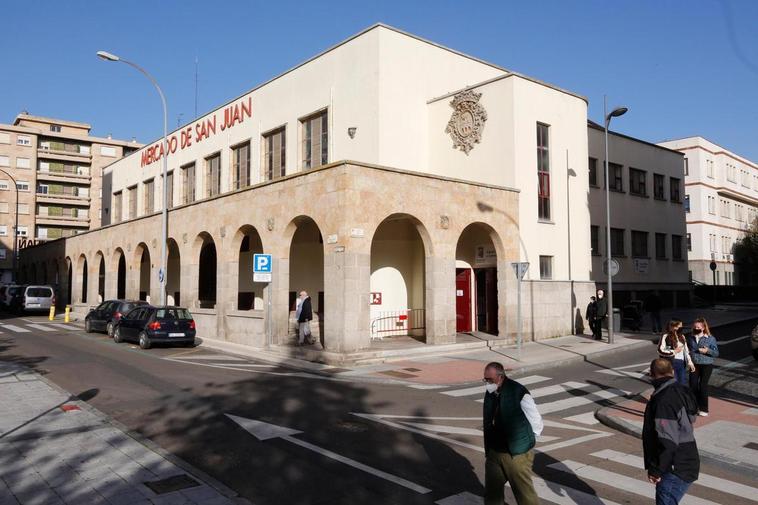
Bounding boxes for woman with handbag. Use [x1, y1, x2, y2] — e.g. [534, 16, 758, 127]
[658, 320, 695, 385]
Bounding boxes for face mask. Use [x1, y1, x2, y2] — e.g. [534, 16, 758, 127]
[598, 294, 604, 299]
[485, 382, 498, 394]
[693, 329, 702, 335]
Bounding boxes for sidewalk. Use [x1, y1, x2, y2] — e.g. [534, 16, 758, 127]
[0, 362, 248, 505]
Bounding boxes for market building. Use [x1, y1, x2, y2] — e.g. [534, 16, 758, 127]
[19, 24, 595, 359]
[0, 114, 139, 283]
[587, 121, 690, 308]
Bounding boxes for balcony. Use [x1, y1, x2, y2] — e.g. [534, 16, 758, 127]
[37, 144, 91, 163]
[36, 190, 90, 206]
[35, 215, 90, 228]
[36, 170, 91, 184]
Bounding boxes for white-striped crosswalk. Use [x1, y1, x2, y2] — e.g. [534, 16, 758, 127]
[0, 321, 79, 334]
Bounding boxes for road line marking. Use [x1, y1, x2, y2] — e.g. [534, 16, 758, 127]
[353, 413, 484, 453]
[514, 375, 552, 386]
[719, 335, 751, 345]
[715, 356, 752, 369]
[399, 422, 482, 436]
[537, 432, 611, 452]
[530, 381, 592, 398]
[26, 323, 56, 332]
[591, 449, 758, 502]
[408, 384, 449, 389]
[47, 323, 76, 331]
[548, 460, 720, 505]
[164, 353, 248, 361]
[596, 369, 647, 379]
[204, 362, 275, 368]
[442, 375, 551, 397]
[563, 412, 600, 425]
[0, 324, 30, 333]
[536, 387, 629, 414]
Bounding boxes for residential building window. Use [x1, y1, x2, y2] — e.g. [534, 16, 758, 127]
[720, 199, 730, 218]
[182, 162, 196, 204]
[655, 233, 667, 259]
[632, 230, 648, 257]
[611, 228, 625, 257]
[709, 233, 716, 252]
[742, 170, 750, 188]
[16, 157, 30, 169]
[0, 180, 8, 190]
[727, 163, 736, 182]
[629, 168, 647, 196]
[0, 155, 8, 167]
[590, 225, 600, 256]
[144, 178, 155, 214]
[18, 203, 29, 215]
[0, 248, 5, 260]
[539, 255, 553, 280]
[128, 185, 138, 219]
[17, 226, 28, 237]
[588, 157, 598, 187]
[609, 163, 623, 192]
[0, 203, 7, 213]
[686, 233, 692, 251]
[37, 184, 48, 194]
[17, 135, 31, 146]
[113, 192, 122, 223]
[706, 159, 714, 178]
[683, 158, 689, 176]
[233, 141, 251, 189]
[264, 127, 287, 181]
[684, 194, 690, 213]
[707, 196, 715, 214]
[301, 110, 328, 170]
[669, 177, 681, 202]
[17, 181, 29, 191]
[205, 153, 221, 197]
[50, 124, 62, 132]
[536, 123, 551, 220]
[672, 235, 683, 260]
[0, 132, 10, 144]
[0, 225, 6, 236]
[166, 171, 174, 209]
[100, 146, 117, 157]
[653, 174, 665, 200]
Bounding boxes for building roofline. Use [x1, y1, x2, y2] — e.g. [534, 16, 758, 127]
[657, 135, 757, 168]
[587, 120, 684, 156]
[13, 113, 91, 130]
[0, 122, 142, 148]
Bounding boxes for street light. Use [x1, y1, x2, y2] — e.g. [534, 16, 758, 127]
[0, 168, 19, 283]
[604, 97, 628, 344]
[97, 51, 169, 306]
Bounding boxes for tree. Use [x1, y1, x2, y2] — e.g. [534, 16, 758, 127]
[733, 217, 758, 285]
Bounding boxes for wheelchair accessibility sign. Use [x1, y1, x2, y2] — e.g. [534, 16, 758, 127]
[253, 254, 273, 283]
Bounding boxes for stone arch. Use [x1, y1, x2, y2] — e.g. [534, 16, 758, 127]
[76, 254, 88, 304]
[231, 225, 264, 310]
[94, 251, 105, 303]
[111, 248, 127, 299]
[284, 216, 324, 342]
[134, 243, 151, 302]
[193, 232, 217, 308]
[166, 238, 181, 306]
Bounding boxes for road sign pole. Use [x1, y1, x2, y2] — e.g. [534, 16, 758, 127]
[517, 274, 522, 361]
[267, 264, 273, 348]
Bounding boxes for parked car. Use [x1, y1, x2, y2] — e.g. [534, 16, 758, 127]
[751, 323, 758, 361]
[1, 284, 25, 309]
[85, 299, 150, 336]
[17, 285, 56, 313]
[113, 306, 196, 349]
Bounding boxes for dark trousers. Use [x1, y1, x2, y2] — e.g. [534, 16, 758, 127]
[592, 317, 605, 339]
[656, 472, 692, 505]
[689, 363, 713, 412]
[650, 311, 662, 333]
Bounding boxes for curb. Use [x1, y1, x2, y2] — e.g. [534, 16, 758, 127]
[8, 363, 252, 505]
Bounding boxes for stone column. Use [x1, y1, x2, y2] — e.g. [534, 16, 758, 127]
[323, 249, 371, 353]
[271, 256, 290, 345]
[425, 255, 457, 345]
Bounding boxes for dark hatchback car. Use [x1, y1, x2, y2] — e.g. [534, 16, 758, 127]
[113, 306, 196, 349]
[85, 300, 150, 336]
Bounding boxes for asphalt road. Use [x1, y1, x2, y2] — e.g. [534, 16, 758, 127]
[0, 311, 755, 505]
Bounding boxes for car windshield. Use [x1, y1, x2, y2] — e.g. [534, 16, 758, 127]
[8, 287, 22, 295]
[27, 288, 52, 297]
[156, 308, 193, 320]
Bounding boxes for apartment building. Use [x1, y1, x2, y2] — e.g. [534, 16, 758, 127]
[0, 114, 140, 283]
[588, 121, 690, 307]
[658, 137, 758, 285]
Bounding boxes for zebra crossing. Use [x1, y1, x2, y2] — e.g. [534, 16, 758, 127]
[0, 320, 80, 334]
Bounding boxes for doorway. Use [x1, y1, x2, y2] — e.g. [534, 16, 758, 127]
[455, 268, 472, 332]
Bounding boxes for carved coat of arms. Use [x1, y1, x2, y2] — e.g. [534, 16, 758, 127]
[445, 90, 487, 155]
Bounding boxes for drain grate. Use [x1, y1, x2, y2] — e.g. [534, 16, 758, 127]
[144, 474, 200, 495]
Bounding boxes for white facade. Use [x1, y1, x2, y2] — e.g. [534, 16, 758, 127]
[658, 137, 758, 286]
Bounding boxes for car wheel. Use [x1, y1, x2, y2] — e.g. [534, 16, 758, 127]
[139, 332, 151, 350]
[106, 322, 114, 337]
[113, 327, 123, 344]
[84, 319, 92, 333]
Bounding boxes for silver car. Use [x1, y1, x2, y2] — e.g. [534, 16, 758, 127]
[21, 285, 56, 313]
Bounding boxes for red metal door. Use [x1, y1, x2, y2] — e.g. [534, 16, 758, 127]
[456, 268, 472, 332]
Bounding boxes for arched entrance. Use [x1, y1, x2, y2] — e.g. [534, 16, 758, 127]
[96, 252, 105, 303]
[235, 225, 264, 310]
[114, 248, 126, 299]
[288, 217, 324, 342]
[455, 223, 501, 335]
[369, 214, 428, 341]
[135, 243, 151, 302]
[197, 233, 217, 308]
[167, 239, 181, 306]
[66, 258, 72, 305]
[78, 255, 88, 304]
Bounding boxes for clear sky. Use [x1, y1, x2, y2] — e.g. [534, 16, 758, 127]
[2, 0, 756, 159]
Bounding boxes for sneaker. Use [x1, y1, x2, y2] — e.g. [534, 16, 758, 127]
[698, 411, 709, 417]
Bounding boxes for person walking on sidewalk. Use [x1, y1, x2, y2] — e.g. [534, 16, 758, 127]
[593, 289, 608, 341]
[688, 317, 719, 416]
[295, 290, 314, 345]
[657, 320, 695, 385]
[645, 291, 663, 334]
[482, 362, 543, 505]
[585, 296, 598, 338]
[643, 358, 700, 505]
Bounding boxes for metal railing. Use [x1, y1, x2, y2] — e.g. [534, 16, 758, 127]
[370, 309, 425, 340]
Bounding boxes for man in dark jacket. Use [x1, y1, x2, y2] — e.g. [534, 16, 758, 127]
[593, 289, 608, 340]
[482, 362, 542, 505]
[296, 291, 314, 345]
[643, 358, 700, 505]
[586, 296, 598, 338]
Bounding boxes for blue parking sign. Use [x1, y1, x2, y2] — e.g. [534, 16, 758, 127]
[254, 254, 272, 273]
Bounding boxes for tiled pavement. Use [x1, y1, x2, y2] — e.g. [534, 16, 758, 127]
[0, 361, 246, 505]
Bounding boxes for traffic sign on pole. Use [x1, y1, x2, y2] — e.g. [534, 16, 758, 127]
[253, 254, 273, 283]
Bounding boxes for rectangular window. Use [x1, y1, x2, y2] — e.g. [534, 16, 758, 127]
[0, 225, 6, 236]
[18, 203, 29, 215]
[0, 202, 7, 213]
[0, 180, 8, 190]
[707, 160, 714, 178]
[205, 153, 221, 197]
[17, 226, 28, 237]
[301, 110, 328, 170]
[536, 123, 550, 220]
[709, 234, 716, 252]
[629, 168, 647, 196]
[0, 248, 5, 260]
[609, 163, 623, 192]
[128, 185, 138, 218]
[588, 157, 598, 187]
[233, 141, 252, 189]
[50, 124, 62, 132]
[655, 233, 667, 259]
[182, 162, 196, 204]
[684, 194, 690, 213]
[727, 163, 736, 182]
[590, 225, 600, 256]
[264, 127, 287, 181]
[0, 155, 8, 167]
[683, 158, 689, 176]
[631, 230, 648, 257]
[100, 146, 117, 157]
[670, 177, 681, 202]
[0, 132, 10, 144]
[686, 233, 692, 251]
[166, 171, 174, 209]
[539, 255, 553, 280]
[17, 181, 29, 191]
[653, 174, 665, 200]
[611, 228, 625, 257]
[17, 135, 31, 146]
[672, 235, 683, 260]
[144, 178, 155, 214]
[707, 196, 715, 214]
[113, 191, 122, 223]
[16, 157, 30, 169]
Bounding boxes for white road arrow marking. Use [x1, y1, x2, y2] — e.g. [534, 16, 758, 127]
[225, 414, 431, 494]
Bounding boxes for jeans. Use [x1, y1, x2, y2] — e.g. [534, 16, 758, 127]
[672, 359, 688, 386]
[656, 472, 692, 505]
[690, 363, 713, 412]
[485, 449, 538, 505]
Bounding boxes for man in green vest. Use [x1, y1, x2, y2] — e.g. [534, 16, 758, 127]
[483, 362, 543, 505]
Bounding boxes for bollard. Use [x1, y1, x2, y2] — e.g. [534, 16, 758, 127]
[48, 306, 55, 321]
[64, 306, 71, 323]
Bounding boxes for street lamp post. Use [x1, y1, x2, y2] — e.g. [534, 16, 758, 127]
[603, 96, 628, 344]
[97, 51, 168, 306]
[0, 168, 19, 283]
